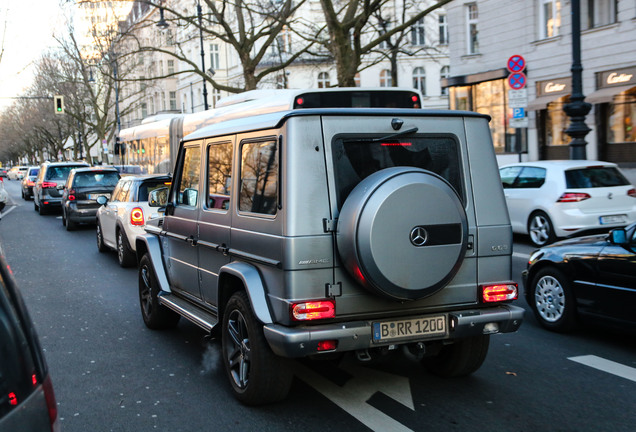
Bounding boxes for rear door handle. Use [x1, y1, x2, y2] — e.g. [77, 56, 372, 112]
[187, 235, 198, 246]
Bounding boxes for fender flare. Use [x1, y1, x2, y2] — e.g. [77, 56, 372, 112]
[219, 262, 273, 324]
[136, 234, 171, 293]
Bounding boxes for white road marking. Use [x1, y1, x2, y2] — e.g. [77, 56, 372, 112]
[295, 358, 414, 432]
[568, 355, 636, 383]
[1, 206, 17, 217]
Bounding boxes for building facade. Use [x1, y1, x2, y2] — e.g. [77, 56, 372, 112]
[443, 0, 636, 168]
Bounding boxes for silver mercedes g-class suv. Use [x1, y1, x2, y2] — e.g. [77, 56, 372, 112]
[137, 104, 524, 405]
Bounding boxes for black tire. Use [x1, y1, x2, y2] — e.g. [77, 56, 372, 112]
[138, 254, 179, 330]
[38, 202, 46, 215]
[422, 334, 490, 377]
[96, 222, 108, 252]
[528, 211, 556, 247]
[117, 229, 136, 267]
[34, 200, 38, 212]
[64, 209, 76, 231]
[222, 292, 293, 405]
[528, 267, 576, 332]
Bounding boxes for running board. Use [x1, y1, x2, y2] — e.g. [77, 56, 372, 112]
[158, 293, 218, 332]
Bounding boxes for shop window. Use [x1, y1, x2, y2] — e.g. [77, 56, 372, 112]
[607, 89, 636, 143]
[544, 97, 571, 146]
[539, 0, 561, 39]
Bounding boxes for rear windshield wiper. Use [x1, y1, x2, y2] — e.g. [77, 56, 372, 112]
[346, 127, 419, 144]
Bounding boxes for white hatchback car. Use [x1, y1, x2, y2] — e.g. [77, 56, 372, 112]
[96, 174, 171, 267]
[500, 160, 636, 246]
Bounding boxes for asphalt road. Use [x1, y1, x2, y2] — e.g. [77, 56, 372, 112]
[0, 179, 634, 432]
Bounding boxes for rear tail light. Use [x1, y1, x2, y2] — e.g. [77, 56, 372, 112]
[42, 181, 57, 188]
[481, 283, 518, 303]
[291, 300, 335, 321]
[131, 207, 145, 226]
[411, 94, 421, 108]
[557, 192, 591, 203]
[26, 180, 35, 186]
[628, 188, 636, 198]
[42, 375, 59, 432]
[68, 189, 76, 201]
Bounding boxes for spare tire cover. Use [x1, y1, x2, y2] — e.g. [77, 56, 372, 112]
[337, 167, 467, 301]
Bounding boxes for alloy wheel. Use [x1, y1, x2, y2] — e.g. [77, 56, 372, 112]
[225, 309, 251, 389]
[534, 275, 565, 323]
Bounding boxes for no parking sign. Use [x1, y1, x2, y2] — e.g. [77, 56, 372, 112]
[507, 54, 527, 90]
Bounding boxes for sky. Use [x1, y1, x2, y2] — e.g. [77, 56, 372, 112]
[0, 0, 67, 109]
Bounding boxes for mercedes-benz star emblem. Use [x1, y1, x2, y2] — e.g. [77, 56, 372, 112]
[410, 226, 428, 247]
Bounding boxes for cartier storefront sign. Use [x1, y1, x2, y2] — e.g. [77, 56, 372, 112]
[536, 77, 571, 97]
[598, 66, 636, 88]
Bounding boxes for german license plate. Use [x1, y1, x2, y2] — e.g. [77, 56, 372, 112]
[600, 214, 626, 225]
[373, 315, 447, 343]
[89, 193, 110, 200]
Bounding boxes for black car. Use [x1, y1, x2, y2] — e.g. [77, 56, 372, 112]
[523, 222, 636, 332]
[0, 244, 59, 431]
[34, 161, 90, 215]
[20, 166, 40, 200]
[61, 167, 120, 230]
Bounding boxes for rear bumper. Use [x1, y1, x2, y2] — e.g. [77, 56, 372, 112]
[66, 204, 99, 222]
[263, 304, 524, 358]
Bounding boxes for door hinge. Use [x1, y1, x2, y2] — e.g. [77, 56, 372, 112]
[326, 282, 342, 297]
[322, 218, 337, 233]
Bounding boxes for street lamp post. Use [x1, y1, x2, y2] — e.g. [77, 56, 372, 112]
[197, 0, 209, 110]
[563, 0, 591, 160]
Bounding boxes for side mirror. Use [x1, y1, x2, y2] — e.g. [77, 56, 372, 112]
[96, 195, 108, 206]
[149, 187, 169, 207]
[609, 228, 627, 245]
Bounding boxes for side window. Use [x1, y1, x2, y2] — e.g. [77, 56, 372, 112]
[517, 167, 546, 188]
[177, 146, 201, 207]
[499, 166, 522, 188]
[120, 181, 132, 202]
[111, 183, 123, 202]
[207, 142, 233, 210]
[239, 140, 278, 215]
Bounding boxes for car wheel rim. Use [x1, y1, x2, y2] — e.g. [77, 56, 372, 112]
[140, 266, 152, 318]
[225, 309, 250, 390]
[534, 275, 565, 323]
[530, 215, 550, 245]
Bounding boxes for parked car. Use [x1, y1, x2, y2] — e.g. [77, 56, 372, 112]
[523, 222, 636, 332]
[7, 166, 28, 181]
[0, 168, 7, 178]
[137, 104, 524, 405]
[61, 167, 120, 230]
[20, 166, 40, 200]
[0, 243, 60, 431]
[33, 161, 90, 215]
[96, 174, 171, 267]
[0, 180, 7, 212]
[499, 160, 636, 247]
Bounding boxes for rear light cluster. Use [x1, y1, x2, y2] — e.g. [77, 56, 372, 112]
[557, 192, 591, 203]
[130, 207, 145, 226]
[41, 181, 57, 189]
[67, 189, 76, 201]
[26, 180, 35, 187]
[291, 300, 335, 321]
[481, 283, 518, 303]
[628, 188, 636, 198]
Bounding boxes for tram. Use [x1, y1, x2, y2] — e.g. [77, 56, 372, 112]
[117, 87, 423, 174]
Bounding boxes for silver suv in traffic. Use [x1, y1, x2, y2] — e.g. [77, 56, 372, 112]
[137, 106, 524, 405]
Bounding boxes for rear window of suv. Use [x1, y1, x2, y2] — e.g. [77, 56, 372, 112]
[45, 165, 87, 181]
[73, 171, 120, 187]
[565, 167, 630, 188]
[332, 134, 463, 208]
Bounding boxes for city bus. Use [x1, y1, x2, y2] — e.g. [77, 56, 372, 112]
[117, 87, 423, 174]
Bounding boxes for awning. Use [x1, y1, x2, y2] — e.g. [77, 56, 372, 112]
[527, 94, 569, 111]
[586, 85, 635, 104]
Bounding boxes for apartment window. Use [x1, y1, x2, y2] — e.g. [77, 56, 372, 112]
[584, 0, 616, 28]
[167, 60, 175, 75]
[211, 88, 221, 107]
[317, 72, 330, 88]
[380, 69, 392, 87]
[466, 4, 479, 54]
[354, 73, 361, 87]
[379, 21, 392, 49]
[540, 0, 561, 38]
[440, 66, 450, 95]
[276, 74, 288, 89]
[209, 44, 220, 71]
[169, 91, 177, 111]
[439, 14, 449, 45]
[413, 67, 426, 96]
[411, 18, 426, 46]
[141, 102, 148, 118]
[273, 28, 291, 54]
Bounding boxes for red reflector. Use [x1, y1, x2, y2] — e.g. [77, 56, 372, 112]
[628, 188, 636, 198]
[8, 392, 17, 405]
[317, 340, 338, 351]
[291, 300, 335, 321]
[130, 207, 145, 226]
[32, 374, 37, 386]
[482, 283, 518, 303]
[42, 181, 57, 188]
[557, 192, 591, 203]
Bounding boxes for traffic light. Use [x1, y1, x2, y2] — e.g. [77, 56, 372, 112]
[54, 95, 64, 114]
